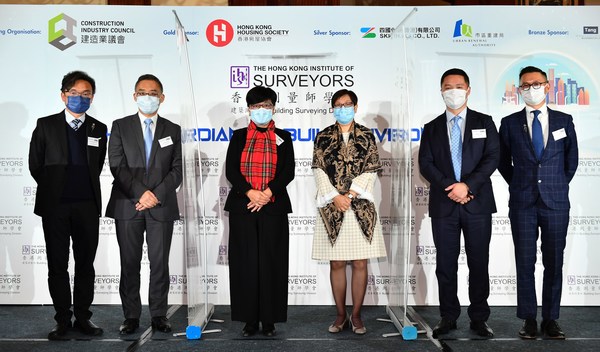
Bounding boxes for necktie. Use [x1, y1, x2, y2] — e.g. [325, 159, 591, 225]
[144, 119, 153, 169]
[531, 110, 544, 160]
[71, 119, 81, 131]
[450, 116, 462, 181]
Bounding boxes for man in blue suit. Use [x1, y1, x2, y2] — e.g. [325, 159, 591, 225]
[419, 68, 499, 339]
[499, 66, 578, 340]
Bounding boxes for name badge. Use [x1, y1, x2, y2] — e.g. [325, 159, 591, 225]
[87, 137, 100, 147]
[159, 136, 173, 148]
[472, 129, 487, 139]
[552, 128, 567, 141]
[276, 135, 284, 146]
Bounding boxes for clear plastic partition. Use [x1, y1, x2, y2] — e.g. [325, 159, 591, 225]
[386, 7, 418, 340]
[175, 12, 214, 340]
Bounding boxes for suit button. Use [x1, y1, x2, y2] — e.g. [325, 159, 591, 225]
[538, 180, 542, 183]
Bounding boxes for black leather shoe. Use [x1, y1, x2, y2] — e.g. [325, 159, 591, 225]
[518, 319, 537, 339]
[151, 316, 172, 333]
[262, 323, 276, 337]
[119, 318, 140, 335]
[242, 322, 258, 337]
[470, 321, 494, 337]
[541, 319, 565, 339]
[48, 321, 71, 340]
[432, 318, 457, 338]
[74, 319, 103, 336]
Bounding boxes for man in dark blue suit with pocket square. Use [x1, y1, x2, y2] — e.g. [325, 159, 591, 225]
[419, 68, 499, 339]
[499, 65, 578, 340]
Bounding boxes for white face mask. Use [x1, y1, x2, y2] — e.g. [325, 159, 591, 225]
[137, 95, 160, 115]
[442, 88, 468, 110]
[521, 87, 547, 106]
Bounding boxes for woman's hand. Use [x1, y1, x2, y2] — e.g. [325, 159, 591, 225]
[246, 189, 271, 212]
[332, 194, 352, 212]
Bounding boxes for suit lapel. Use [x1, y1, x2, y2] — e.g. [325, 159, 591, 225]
[435, 113, 454, 175]
[462, 109, 473, 153]
[54, 112, 68, 162]
[130, 115, 147, 167]
[517, 108, 537, 160]
[148, 115, 166, 169]
[544, 108, 558, 160]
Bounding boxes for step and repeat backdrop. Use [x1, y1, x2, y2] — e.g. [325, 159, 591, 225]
[0, 5, 599, 306]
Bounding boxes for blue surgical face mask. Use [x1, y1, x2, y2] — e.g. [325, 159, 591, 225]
[250, 108, 273, 125]
[333, 106, 355, 125]
[66, 95, 91, 114]
[137, 95, 160, 115]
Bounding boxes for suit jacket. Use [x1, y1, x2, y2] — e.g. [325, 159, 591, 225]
[419, 108, 500, 218]
[498, 107, 578, 210]
[29, 111, 107, 217]
[224, 127, 295, 215]
[105, 113, 182, 221]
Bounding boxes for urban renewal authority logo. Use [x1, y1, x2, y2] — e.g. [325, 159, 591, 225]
[48, 13, 76, 51]
[206, 19, 234, 47]
[453, 19, 472, 38]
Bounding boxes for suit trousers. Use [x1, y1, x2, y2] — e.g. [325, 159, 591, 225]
[509, 201, 569, 321]
[228, 210, 289, 324]
[431, 206, 492, 322]
[115, 211, 174, 319]
[41, 200, 99, 324]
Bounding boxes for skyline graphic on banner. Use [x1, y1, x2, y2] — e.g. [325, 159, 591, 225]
[499, 54, 594, 107]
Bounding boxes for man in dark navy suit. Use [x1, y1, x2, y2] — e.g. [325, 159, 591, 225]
[499, 66, 578, 340]
[29, 70, 107, 340]
[419, 68, 499, 339]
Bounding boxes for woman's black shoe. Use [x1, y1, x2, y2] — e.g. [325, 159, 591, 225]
[262, 323, 275, 337]
[242, 322, 258, 337]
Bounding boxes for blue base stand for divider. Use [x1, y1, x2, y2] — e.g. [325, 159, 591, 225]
[402, 325, 418, 340]
[186, 325, 202, 340]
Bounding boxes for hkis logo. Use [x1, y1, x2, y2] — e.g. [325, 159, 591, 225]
[48, 13, 77, 51]
[206, 19, 234, 47]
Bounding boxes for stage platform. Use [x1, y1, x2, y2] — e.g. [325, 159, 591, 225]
[0, 305, 598, 351]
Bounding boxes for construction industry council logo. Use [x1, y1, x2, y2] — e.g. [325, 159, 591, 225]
[360, 27, 376, 38]
[206, 19, 234, 47]
[48, 13, 77, 51]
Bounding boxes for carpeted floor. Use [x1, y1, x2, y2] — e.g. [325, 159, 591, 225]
[0, 305, 598, 351]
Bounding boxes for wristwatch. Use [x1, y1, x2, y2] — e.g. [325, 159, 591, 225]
[347, 193, 354, 199]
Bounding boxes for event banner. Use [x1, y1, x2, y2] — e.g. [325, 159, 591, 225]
[0, 5, 599, 306]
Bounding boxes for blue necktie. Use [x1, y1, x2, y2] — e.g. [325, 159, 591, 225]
[71, 119, 81, 131]
[144, 119, 153, 169]
[450, 116, 462, 181]
[531, 110, 544, 160]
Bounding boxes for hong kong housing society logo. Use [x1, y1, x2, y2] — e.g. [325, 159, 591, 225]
[453, 19, 473, 38]
[206, 19, 234, 47]
[360, 27, 376, 38]
[48, 13, 77, 51]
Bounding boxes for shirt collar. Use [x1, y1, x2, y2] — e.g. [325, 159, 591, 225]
[64, 110, 86, 125]
[445, 108, 467, 123]
[525, 104, 548, 118]
[138, 112, 157, 126]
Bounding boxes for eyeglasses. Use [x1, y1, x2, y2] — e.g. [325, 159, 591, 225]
[519, 82, 548, 91]
[136, 92, 161, 97]
[249, 103, 274, 110]
[65, 89, 93, 98]
[333, 102, 354, 108]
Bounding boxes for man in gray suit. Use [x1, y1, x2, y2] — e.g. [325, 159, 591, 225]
[106, 74, 182, 335]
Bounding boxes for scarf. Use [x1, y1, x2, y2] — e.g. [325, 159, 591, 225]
[312, 122, 381, 246]
[240, 120, 278, 199]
